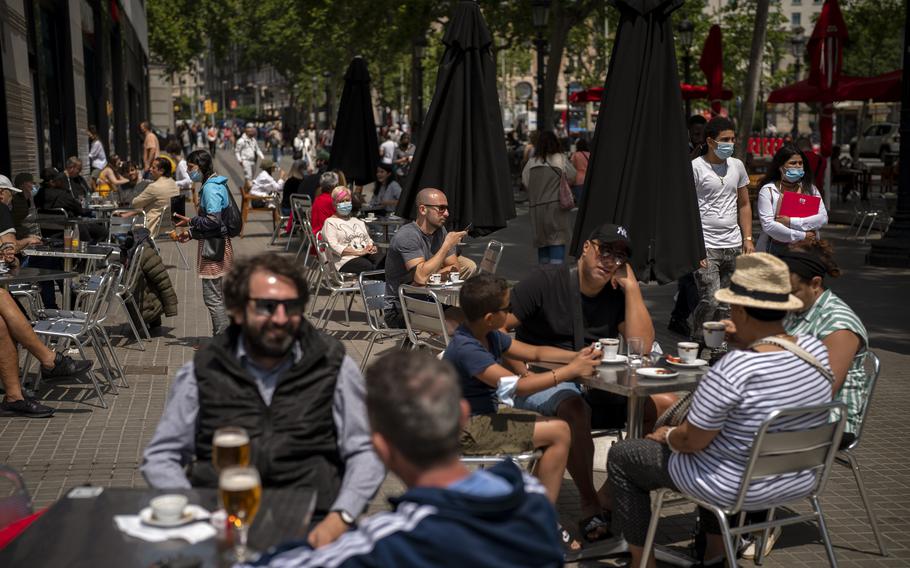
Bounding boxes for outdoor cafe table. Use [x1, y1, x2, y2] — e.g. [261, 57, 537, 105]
[21, 245, 116, 307]
[0, 266, 79, 287]
[87, 202, 120, 219]
[426, 281, 463, 306]
[364, 215, 405, 242]
[0, 486, 318, 568]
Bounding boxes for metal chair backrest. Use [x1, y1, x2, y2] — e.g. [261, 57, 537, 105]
[479, 240, 504, 274]
[122, 242, 147, 292]
[730, 401, 846, 514]
[0, 465, 33, 529]
[108, 210, 145, 243]
[315, 237, 348, 287]
[85, 264, 121, 324]
[358, 270, 394, 332]
[398, 284, 450, 349]
[843, 351, 881, 451]
[291, 194, 313, 222]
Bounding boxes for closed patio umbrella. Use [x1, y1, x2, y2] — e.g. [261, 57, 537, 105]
[395, 0, 514, 233]
[328, 56, 379, 186]
[570, 0, 704, 284]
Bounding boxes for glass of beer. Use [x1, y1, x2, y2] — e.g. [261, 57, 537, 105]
[219, 465, 262, 561]
[213, 427, 250, 472]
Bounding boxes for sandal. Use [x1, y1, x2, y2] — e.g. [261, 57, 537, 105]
[558, 524, 583, 552]
[578, 512, 613, 543]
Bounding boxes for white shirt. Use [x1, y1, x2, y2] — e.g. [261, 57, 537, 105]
[89, 139, 107, 171]
[379, 140, 397, 165]
[250, 170, 284, 197]
[234, 134, 263, 163]
[174, 159, 192, 192]
[756, 182, 828, 251]
[322, 216, 374, 271]
[692, 156, 750, 249]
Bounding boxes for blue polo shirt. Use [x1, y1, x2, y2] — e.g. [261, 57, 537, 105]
[443, 325, 512, 415]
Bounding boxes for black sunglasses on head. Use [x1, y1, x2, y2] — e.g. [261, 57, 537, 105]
[249, 298, 306, 316]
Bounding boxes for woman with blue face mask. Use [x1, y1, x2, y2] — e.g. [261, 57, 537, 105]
[321, 186, 385, 275]
[756, 144, 828, 256]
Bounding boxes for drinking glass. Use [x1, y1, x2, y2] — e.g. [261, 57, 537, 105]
[627, 337, 644, 368]
[213, 426, 251, 473]
[219, 465, 262, 562]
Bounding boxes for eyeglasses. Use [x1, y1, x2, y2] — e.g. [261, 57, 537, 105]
[591, 242, 628, 266]
[249, 298, 306, 316]
[422, 204, 448, 213]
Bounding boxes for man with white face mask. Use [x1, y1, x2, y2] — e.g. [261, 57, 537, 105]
[690, 116, 753, 342]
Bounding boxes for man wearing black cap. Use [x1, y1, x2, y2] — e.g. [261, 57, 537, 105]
[503, 223, 666, 532]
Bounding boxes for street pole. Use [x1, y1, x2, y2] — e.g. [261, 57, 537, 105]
[792, 58, 801, 137]
[868, 0, 910, 267]
[221, 80, 227, 124]
[683, 53, 692, 118]
[736, 0, 770, 159]
[535, 35, 547, 132]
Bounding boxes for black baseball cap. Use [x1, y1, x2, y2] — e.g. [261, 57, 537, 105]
[587, 223, 632, 254]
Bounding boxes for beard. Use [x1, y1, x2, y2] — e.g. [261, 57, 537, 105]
[242, 318, 300, 359]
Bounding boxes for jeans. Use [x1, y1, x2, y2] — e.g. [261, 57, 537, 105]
[201, 277, 230, 335]
[241, 160, 256, 181]
[537, 245, 566, 265]
[692, 247, 740, 340]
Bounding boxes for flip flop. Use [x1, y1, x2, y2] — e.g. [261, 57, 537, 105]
[558, 523, 583, 553]
[578, 512, 613, 543]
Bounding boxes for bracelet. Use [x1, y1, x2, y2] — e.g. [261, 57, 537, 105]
[665, 427, 680, 453]
[551, 370, 558, 386]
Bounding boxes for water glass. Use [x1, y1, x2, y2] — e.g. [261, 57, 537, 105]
[627, 337, 644, 368]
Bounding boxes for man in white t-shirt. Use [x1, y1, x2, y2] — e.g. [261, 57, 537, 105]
[691, 116, 754, 341]
[379, 133, 397, 165]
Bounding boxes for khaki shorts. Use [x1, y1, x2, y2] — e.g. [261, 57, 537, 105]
[461, 407, 538, 455]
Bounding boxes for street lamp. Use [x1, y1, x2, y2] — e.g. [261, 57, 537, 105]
[532, 0, 551, 132]
[677, 18, 695, 118]
[790, 26, 805, 137]
[412, 35, 428, 143]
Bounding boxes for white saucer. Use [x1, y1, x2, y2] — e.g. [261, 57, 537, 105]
[600, 354, 628, 365]
[667, 358, 709, 368]
[636, 367, 679, 379]
[139, 505, 209, 528]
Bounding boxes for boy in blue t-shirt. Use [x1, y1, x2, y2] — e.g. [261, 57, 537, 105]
[443, 273, 601, 506]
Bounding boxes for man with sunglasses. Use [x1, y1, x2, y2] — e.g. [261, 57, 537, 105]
[141, 254, 383, 549]
[502, 224, 664, 539]
[384, 188, 469, 328]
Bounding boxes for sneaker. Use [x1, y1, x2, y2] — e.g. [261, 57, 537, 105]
[667, 317, 691, 338]
[42, 353, 93, 379]
[0, 398, 55, 418]
[741, 526, 782, 560]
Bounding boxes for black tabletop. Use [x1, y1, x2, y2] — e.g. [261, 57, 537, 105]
[0, 267, 79, 284]
[0, 487, 317, 568]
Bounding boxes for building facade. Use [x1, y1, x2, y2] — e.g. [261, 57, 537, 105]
[0, 0, 149, 178]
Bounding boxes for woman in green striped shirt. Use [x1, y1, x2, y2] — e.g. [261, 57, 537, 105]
[781, 240, 868, 446]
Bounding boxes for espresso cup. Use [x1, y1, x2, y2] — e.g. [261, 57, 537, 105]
[703, 322, 727, 348]
[601, 338, 620, 360]
[677, 342, 700, 363]
[429, 274, 442, 285]
[150, 494, 188, 522]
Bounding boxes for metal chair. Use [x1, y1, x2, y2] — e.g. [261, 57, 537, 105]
[0, 465, 33, 529]
[856, 194, 894, 242]
[107, 210, 144, 244]
[289, 194, 313, 254]
[311, 240, 359, 329]
[356, 271, 407, 372]
[155, 203, 191, 270]
[460, 451, 542, 472]
[640, 401, 847, 568]
[478, 240, 504, 274]
[835, 352, 888, 556]
[398, 284, 451, 352]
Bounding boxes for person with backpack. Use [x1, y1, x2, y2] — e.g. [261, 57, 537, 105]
[174, 150, 239, 336]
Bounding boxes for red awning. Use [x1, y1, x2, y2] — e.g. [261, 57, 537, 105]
[569, 87, 604, 103]
[836, 70, 902, 102]
[568, 84, 733, 104]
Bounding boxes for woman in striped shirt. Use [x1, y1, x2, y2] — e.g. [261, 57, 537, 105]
[607, 253, 833, 567]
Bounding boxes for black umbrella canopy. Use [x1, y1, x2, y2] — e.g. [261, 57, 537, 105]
[571, 0, 704, 284]
[395, 0, 514, 233]
[327, 56, 379, 186]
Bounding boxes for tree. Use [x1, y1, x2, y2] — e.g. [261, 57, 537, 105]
[737, 0, 771, 157]
[146, 0, 207, 74]
[841, 0, 904, 77]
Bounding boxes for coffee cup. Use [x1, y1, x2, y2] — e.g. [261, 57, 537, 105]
[677, 342, 700, 363]
[150, 494, 188, 523]
[429, 274, 442, 285]
[703, 321, 726, 348]
[600, 338, 620, 360]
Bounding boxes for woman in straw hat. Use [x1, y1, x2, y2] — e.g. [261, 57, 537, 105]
[605, 253, 835, 567]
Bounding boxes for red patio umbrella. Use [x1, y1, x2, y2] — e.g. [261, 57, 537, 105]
[807, 0, 848, 156]
[836, 70, 902, 102]
[699, 24, 724, 114]
[568, 84, 733, 104]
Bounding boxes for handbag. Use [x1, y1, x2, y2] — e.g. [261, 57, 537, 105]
[201, 237, 225, 262]
[548, 163, 575, 210]
[653, 335, 834, 428]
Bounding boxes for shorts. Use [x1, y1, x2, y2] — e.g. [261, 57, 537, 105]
[461, 408, 538, 455]
[514, 382, 583, 417]
[585, 389, 629, 429]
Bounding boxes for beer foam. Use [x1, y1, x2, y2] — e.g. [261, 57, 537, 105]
[220, 472, 259, 491]
[214, 432, 249, 447]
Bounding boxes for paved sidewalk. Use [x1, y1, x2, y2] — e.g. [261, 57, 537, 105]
[2, 153, 908, 567]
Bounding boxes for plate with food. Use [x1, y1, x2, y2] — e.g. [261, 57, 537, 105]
[636, 367, 679, 379]
[665, 355, 709, 368]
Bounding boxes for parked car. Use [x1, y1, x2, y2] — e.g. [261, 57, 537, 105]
[850, 122, 900, 159]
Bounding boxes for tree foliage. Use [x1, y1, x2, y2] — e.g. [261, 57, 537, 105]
[840, 0, 904, 77]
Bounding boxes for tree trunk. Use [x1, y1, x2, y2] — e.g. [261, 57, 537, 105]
[737, 0, 771, 158]
[542, 19, 571, 132]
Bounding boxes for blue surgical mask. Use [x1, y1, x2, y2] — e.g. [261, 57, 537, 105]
[784, 168, 805, 183]
[336, 202, 353, 215]
[713, 142, 735, 160]
[31, 187, 39, 197]
[189, 170, 203, 182]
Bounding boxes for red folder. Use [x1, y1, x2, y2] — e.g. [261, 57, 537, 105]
[778, 191, 821, 218]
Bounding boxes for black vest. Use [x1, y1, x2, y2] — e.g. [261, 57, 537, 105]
[190, 322, 345, 512]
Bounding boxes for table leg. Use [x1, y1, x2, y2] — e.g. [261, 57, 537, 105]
[63, 257, 72, 309]
[626, 393, 646, 439]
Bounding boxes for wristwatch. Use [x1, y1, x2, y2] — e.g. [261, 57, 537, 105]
[333, 509, 356, 526]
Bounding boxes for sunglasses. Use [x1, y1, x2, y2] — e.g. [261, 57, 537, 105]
[591, 242, 628, 266]
[249, 298, 306, 316]
[422, 204, 449, 213]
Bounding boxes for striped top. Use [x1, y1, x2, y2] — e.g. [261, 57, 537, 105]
[668, 335, 832, 509]
[786, 289, 868, 434]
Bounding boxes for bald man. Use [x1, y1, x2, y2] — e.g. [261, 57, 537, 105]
[383, 188, 470, 328]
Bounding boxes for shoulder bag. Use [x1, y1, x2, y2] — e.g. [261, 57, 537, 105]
[547, 161, 575, 210]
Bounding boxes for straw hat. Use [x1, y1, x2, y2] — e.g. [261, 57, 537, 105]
[715, 253, 804, 311]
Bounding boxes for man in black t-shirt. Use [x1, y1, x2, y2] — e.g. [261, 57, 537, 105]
[504, 224, 665, 533]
